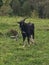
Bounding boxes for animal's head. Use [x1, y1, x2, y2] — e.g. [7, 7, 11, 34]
[17, 21, 25, 29]
[17, 18, 27, 28]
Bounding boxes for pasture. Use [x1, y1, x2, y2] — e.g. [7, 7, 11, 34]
[0, 16, 49, 65]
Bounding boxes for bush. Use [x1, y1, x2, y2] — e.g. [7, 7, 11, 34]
[0, 5, 13, 16]
[22, 1, 31, 16]
[0, 0, 3, 7]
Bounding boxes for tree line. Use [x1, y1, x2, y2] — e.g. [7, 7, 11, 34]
[0, 0, 49, 18]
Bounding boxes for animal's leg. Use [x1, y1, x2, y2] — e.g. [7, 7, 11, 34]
[32, 31, 34, 39]
[22, 36, 26, 47]
[27, 37, 30, 44]
[30, 35, 34, 44]
[27, 37, 31, 47]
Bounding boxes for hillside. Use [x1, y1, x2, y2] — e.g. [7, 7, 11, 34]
[0, 16, 49, 65]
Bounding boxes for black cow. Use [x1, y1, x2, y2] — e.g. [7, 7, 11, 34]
[18, 18, 34, 47]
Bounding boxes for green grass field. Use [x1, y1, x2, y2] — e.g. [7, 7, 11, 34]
[0, 16, 49, 65]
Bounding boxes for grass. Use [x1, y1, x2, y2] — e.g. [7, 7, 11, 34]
[0, 16, 49, 65]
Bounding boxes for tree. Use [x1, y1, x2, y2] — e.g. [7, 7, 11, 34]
[43, 1, 49, 18]
[10, 0, 21, 15]
[0, 0, 49, 18]
[0, 0, 3, 7]
[22, 1, 31, 16]
[0, 5, 13, 15]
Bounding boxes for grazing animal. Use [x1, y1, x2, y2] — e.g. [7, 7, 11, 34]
[18, 18, 34, 47]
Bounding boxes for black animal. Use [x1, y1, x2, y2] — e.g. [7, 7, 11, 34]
[18, 18, 34, 46]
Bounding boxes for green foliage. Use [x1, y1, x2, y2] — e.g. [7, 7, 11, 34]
[43, 2, 49, 18]
[0, 0, 49, 18]
[22, 1, 31, 16]
[0, 5, 13, 15]
[33, 0, 49, 18]
[10, 0, 21, 15]
[0, 0, 3, 7]
[31, 10, 39, 18]
[2, 0, 12, 4]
